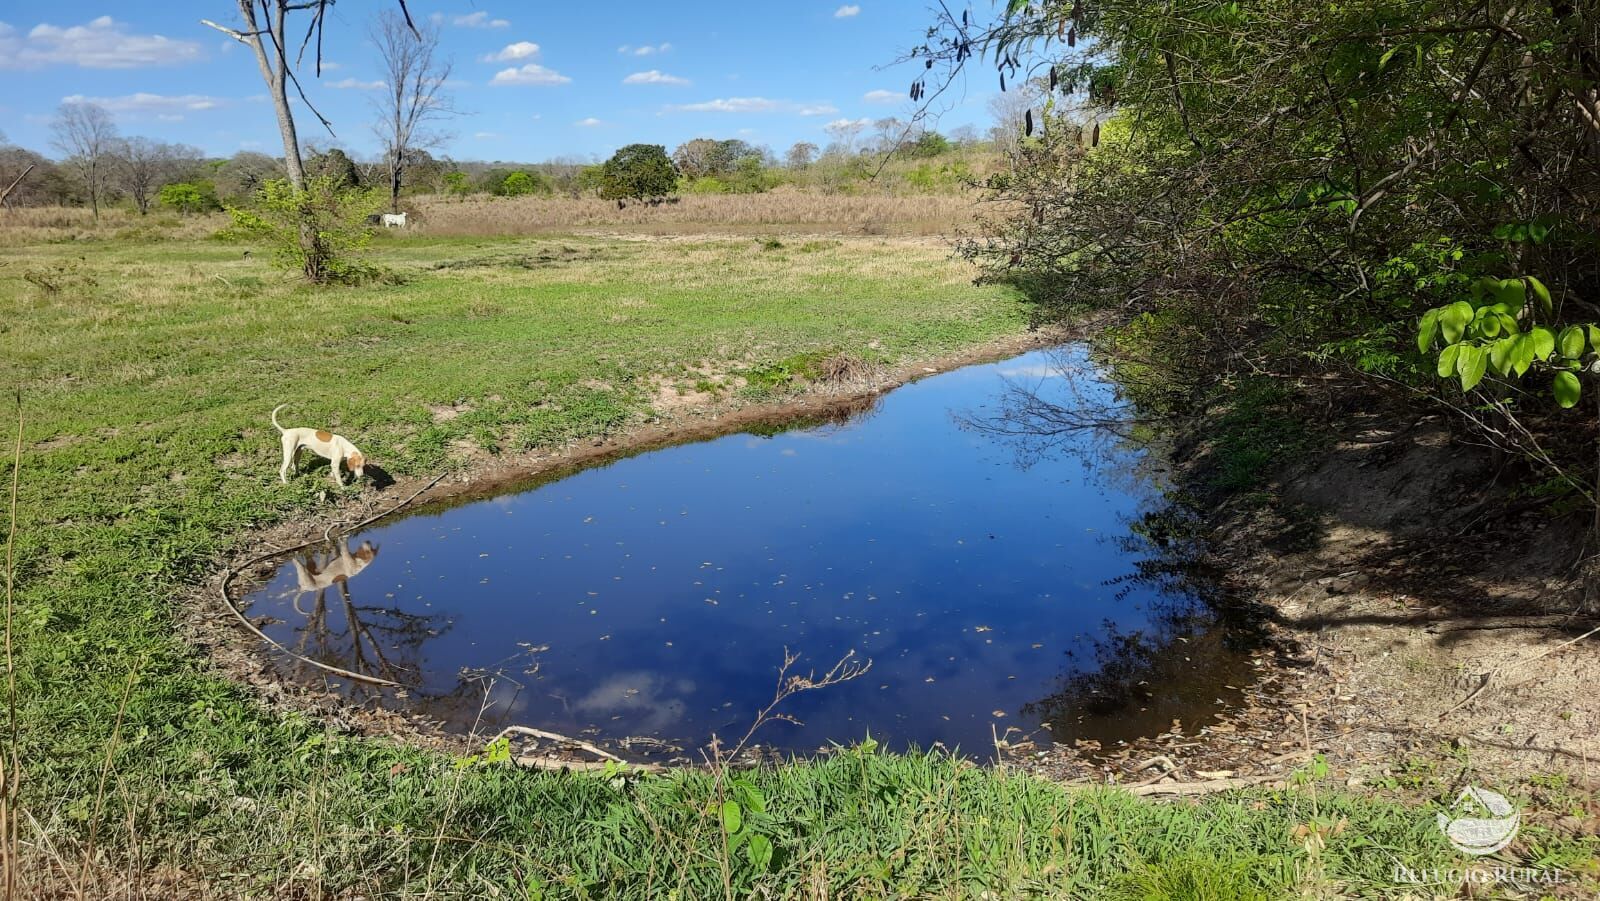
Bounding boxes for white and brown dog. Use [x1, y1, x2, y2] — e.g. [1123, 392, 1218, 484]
[272, 404, 368, 486]
[290, 537, 379, 614]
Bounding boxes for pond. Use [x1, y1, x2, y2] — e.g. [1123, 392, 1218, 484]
[238, 346, 1257, 760]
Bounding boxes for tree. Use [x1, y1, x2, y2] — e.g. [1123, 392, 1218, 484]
[497, 170, 542, 196]
[305, 146, 362, 188]
[984, 78, 1045, 157]
[785, 142, 819, 169]
[50, 102, 119, 221]
[160, 180, 221, 214]
[117, 137, 200, 214]
[597, 144, 678, 203]
[823, 118, 868, 154]
[212, 151, 283, 201]
[370, 9, 456, 213]
[204, 0, 418, 282]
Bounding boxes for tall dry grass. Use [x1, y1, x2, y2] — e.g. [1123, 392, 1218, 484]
[412, 187, 981, 237]
[0, 207, 227, 247]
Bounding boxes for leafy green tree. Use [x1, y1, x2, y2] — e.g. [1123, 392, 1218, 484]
[159, 180, 221, 214]
[498, 170, 541, 196]
[597, 144, 678, 203]
[442, 171, 471, 198]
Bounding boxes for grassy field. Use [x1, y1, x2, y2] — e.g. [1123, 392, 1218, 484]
[0, 224, 1584, 896]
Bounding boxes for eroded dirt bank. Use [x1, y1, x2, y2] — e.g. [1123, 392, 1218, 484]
[1020, 385, 1600, 845]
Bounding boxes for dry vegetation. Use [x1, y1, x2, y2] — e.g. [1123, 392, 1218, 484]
[0, 206, 225, 247]
[412, 186, 982, 237]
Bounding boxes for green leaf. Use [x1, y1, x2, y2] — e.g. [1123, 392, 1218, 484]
[1416, 309, 1440, 353]
[747, 834, 773, 872]
[1553, 370, 1581, 408]
[1531, 327, 1556, 361]
[1558, 326, 1585, 359]
[721, 800, 742, 835]
[1437, 343, 1461, 378]
[1458, 344, 1488, 391]
[1489, 337, 1516, 376]
[1440, 301, 1474, 343]
[1589, 325, 1600, 351]
[1494, 278, 1527, 309]
[1512, 333, 1537, 376]
[1526, 276, 1552, 316]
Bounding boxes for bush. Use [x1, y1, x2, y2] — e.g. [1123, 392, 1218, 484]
[159, 181, 221, 214]
[224, 176, 384, 284]
[497, 170, 546, 197]
[597, 144, 678, 203]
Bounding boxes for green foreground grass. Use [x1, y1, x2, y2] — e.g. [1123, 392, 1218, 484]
[0, 230, 1579, 897]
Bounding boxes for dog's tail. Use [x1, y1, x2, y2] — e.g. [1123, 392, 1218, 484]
[270, 403, 288, 433]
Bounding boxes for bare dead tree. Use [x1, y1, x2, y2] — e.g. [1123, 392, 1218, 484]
[50, 103, 119, 222]
[116, 137, 199, 215]
[370, 10, 456, 213]
[202, 0, 416, 190]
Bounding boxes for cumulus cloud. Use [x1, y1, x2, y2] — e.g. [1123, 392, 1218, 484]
[490, 64, 571, 86]
[862, 89, 899, 104]
[0, 16, 203, 69]
[834, 5, 861, 17]
[824, 116, 871, 131]
[327, 77, 385, 90]
[473, 131, 501, 139]
[575, 117, 602, 127]
[618, 42, 671, 56]
[452, 11, 509, 28]
[482, 41, 540, 62]
[61, 92, 228, 113]
[670, 96, 836, 115]
[623, 69, 689, 86]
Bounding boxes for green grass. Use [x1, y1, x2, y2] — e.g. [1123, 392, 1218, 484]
[0, 231, 1590, 896]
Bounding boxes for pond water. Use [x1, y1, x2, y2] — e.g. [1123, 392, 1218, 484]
[239, 346, 1256, 759]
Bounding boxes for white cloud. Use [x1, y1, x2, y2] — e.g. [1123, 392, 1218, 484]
[490, 63, 571, 86]
[834, 5, 861, 17]
[575, 117, 603, 127]
[482, 41, 540, 62]
[862, 89, 899, 104]
[61, 92, 229, 114]
[452, 11, 510, 28]
[318, 60, 342, 70]
[670, 96, 836, 115]
[0, 16, 203, 69]
[473, 131, 501, 139]
[623, 69, 689, 86]
[824, 117, 871, 130]
[327, 77, 384, 90]
[618, 42, 671, 56]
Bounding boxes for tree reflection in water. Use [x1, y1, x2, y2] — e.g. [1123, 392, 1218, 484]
[957, 346, 1267, 749]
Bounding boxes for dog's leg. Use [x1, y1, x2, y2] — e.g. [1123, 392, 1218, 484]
[330, 451, 345, 486]
[280, 434, 298, 483]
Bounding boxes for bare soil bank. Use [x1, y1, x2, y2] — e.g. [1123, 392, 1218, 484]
[1019, 385, 1600, 841]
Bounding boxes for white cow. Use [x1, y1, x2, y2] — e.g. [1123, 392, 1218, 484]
[380, 211, 408, 228]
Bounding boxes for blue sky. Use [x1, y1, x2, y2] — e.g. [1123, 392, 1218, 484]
[0, 1, 996, 162]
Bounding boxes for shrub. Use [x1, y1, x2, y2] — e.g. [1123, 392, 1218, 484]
[498, 171, 545, 197]
[159, 180, 221, 214]
[223, 176, 384, 284]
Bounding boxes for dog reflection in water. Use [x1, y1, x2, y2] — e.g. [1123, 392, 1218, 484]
[291, 537, 379, 614]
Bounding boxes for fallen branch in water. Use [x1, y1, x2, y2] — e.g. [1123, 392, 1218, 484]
[492, 725, 624, 764]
